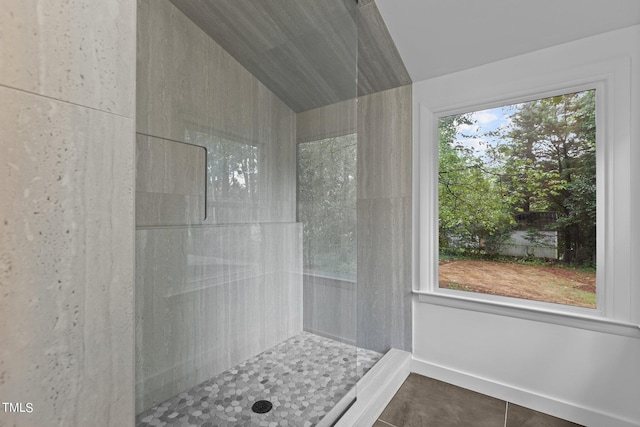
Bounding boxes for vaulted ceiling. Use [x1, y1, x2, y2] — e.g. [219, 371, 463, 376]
[170, 0, 410, 113]
[168, 0, 640, 112]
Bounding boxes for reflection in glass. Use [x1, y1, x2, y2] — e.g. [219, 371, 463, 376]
[297, 134, 357, 280]
[185, 130, 260, 224]
[208, 138, 258, 203]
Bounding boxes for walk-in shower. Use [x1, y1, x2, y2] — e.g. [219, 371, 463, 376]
[134, 0, 385, 425]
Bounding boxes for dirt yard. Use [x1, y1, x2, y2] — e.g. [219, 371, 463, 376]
[439, 259, 596, 308]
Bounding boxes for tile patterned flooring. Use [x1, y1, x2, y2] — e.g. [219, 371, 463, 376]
[373, 373, 584, 427]
[136, 332, 382, 427]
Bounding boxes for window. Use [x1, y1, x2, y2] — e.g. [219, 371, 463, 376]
[297, 134, 357, 280]
[438, 90, 596, 309]
[414, 46, 637, 333]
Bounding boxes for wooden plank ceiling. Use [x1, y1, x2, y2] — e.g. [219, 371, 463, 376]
[169, 0, 411, 112]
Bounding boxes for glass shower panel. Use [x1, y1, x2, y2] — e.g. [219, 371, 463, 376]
[294, 2, 360, 421]
[136, 0, 359, 425]
[293, 0, 360, 424]
[298, 135, 357, 281]
[297, 134, 360, 424]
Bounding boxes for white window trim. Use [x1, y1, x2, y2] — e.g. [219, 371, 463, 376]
[430, 82, 604, 317]
[413, 45, 639, 337]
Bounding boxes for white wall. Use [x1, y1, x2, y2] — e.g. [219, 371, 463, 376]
[412, 26, 640, 427]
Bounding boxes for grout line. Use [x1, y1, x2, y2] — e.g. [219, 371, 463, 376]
[0, 82, 133, 119]
[504, 401, 509, 427]
[136, 131, 206, 148]
[376, 419, 397, 427]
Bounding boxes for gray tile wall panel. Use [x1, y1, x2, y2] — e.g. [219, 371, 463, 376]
[357, 2, 412, 97]
[357, 85, 413, 353]
[168, 0, 411, 113]
[136, 134, 207, 226]
[357, 197, 412, 353]
[0, 89, 135, 426]
[168, 0, 358, 113]
[296, 85, 412, 354]
[135, 223, 303, 413]
[0, 0, 136, 425]
[358, 85, 413, 199]
[137, 0, 297, 226]
[303, 274, 357, 345]
[136, 0, 302, 414]
[0, 0, 136, 117]
[296, 99, 357, 143]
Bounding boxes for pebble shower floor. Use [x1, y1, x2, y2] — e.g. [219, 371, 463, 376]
[136, 332, 382, 427]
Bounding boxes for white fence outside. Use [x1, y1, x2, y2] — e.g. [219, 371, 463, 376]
[497, 230, 558, 259]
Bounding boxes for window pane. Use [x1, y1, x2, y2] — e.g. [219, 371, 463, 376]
[438, 90, 596, 308]
[297, 135, 357, 280]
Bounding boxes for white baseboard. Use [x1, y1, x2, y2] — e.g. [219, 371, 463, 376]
[411, 357, 640, 427]
[333, 349, 411, 427]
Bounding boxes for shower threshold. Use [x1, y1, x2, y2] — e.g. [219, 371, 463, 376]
[136, 332, 382, 427]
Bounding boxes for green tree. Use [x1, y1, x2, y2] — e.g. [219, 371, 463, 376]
[438, 115, 513, 253]
[502, 90, 596, 265]
[297, 135, 357, 278]
[438, 90, 596, 266]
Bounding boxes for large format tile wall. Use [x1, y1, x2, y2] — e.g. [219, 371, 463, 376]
[357, 85, 412, 353]
[136, 0, 302, 413]
[167, 0, 410, 112]
[302, 273, 357, 344]
[168, 0, 358, 113]
[296, 86, 412, 353]
[357, 0, 412, 97]
[0, 1, 136, 426]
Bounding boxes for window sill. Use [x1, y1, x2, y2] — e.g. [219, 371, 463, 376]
[413, 290, 640, 339]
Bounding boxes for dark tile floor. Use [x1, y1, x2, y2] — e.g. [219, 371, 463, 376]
[372, 374, 583, 427]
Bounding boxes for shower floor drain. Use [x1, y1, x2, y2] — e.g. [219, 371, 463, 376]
[251, 400, 273, 414]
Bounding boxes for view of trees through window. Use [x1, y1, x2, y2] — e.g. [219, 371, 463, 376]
[438, 90, 597, 308]
[297, 135, 357, 280]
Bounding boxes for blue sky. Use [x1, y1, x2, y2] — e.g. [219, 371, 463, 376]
[454, 105, 518, 158]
